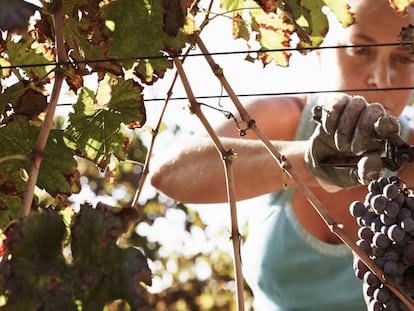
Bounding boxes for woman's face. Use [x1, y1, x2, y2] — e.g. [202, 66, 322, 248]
[319, 1, 414, 117]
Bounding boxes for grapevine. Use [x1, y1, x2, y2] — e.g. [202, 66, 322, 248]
[351, 176, 414, 310]
[0, 0, 412, 310]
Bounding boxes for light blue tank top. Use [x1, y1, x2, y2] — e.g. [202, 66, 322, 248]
[242, 96, 410, 311]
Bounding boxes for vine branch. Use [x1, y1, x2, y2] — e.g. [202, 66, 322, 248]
[173, 57, 245, 311]
[131, 0, 216, 210]
[20, 0, 65, 219]
[195, 36, 414, 310]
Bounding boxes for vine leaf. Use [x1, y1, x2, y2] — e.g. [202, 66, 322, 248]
[220, 0, 354, 66]
[5, 39, 55, 81]
[389, 0, 414, 16]
[65, 76, 145, 169]
[63, 0, 124, 84]
[71, 203, 152, 310]
[0, 57, 11, 80]
[0, 82, 48, 120]
[162, 0, 186, 36]
[0, 193, 20, 229]
[322, 0, 354, 28]
[1, 205, 152, 310]
[2, 208, 76, 311]
[103, 0, 198, 85]
[0, 116, 79, 197]
[295, 0, 327, 50]
[221, 0, 294, 66]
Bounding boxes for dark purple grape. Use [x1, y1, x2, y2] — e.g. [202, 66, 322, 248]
[358, 226, 374, 241]
[403, 196, 414, 210]
[372, 232, 391, 248]
[372, 246, 386, 257]
[365, 192, 375, 206]
[373, 257, 385, 269]
[371, 216, 383, 232]
[361, 212, 377, 226]
[394, 193, 405, 207]
[384, 249, 400, 261]
[383, 183, 400, 200]
[401, 217, 414, 232]
[371, 194, 387, 215]
[357, 239, 372, 254]
[384, 298, 399, 311]
[398, 208, 412, 221]
[356, 216, 365, 227]
[388, 176, 402, 187]
[364, 271, 381, 287]
[384, 260, 399, 276]
[350, 200, 367, 217]
[387, 224, 406, 243]
[380, 225, 389, 235]
[354, 257, 370, 280]
[403, 242, 414, 266]
[369, 299, 383, 311]
[374, 286, 391, 303]
[384, 201, 400, 218]
[380, 214, 397, 226]
[368, 180, 383, 194]
[378, 177, 389, 188]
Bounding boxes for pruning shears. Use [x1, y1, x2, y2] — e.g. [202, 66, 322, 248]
[321, 135, 414, 171]
[316, 113, 414, 171]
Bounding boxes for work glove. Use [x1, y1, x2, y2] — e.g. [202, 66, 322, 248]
[304, 93, 400, 192]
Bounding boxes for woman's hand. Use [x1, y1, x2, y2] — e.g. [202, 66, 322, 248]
[305, 93, 400, 191]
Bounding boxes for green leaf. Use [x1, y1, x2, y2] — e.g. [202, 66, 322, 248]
[0, 83, 22, 116]
[0, 116, 78, 196]
[63, 1, 124, 78]
[296, 0, 328, 49]
[232, 14, 250, 41]
[65, 76, 145, 168]
[162, 0, 186, 37]
[0, 193, 21, 228]
[220, 0, 246, 12]
[323, 0, 355, 28]
[6, 39, 54, 81]
[103, 0, 197, 84]
[2, 209, 76, 311]
[103, 0, 165, 69]
[71, 203, 151, 310]
[7, 209, 66, 260]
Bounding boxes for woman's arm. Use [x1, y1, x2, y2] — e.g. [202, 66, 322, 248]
[150, 96, 319, 203]
[150, 137, 318, 203]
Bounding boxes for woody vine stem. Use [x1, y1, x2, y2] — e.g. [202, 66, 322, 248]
[194, 36, 414, 310]
[173, 57, 245, 311]
[20, 0, 65, 219]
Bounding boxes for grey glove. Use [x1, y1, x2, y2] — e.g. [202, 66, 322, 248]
[305, 93, 400, 191]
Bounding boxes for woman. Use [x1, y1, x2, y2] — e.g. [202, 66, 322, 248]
[151, 0, 414, 309]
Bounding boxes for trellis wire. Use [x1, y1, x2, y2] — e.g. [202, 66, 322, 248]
[0, 42, 411, 70]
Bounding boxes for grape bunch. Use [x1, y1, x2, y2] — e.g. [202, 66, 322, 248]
[350, 176, 414, 311]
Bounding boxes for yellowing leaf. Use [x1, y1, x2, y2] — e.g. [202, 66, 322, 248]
[322, 0, 355, 27]
[389, 0, 414, 16]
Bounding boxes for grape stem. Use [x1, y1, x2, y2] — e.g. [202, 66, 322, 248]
[195, 36, 414, 310]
